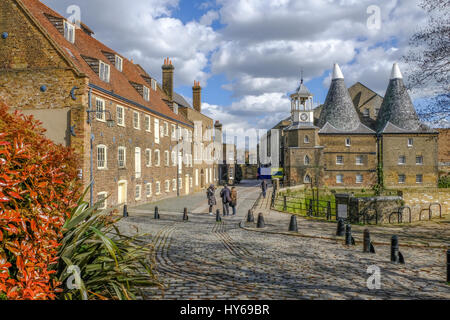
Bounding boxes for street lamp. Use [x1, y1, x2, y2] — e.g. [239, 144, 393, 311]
[86, 108, 115, 207]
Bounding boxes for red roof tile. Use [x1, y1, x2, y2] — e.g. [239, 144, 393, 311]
[18, 0, 192, 127]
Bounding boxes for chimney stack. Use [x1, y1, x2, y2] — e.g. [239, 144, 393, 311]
[162, 57, 174, 102]
[192, 80, 202, 113]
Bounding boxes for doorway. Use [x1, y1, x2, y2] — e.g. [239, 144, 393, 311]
[118, 181, 127, 205]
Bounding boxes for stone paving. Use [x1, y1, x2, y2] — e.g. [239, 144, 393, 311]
[117, 181, 450, 300]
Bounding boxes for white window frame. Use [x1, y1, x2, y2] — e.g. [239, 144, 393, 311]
[133, 111, 140, 130]
[116, 105, 125, 127]
[96, 98, 106, 122]
[195, 169, 199, 186]
[97, 192, 108, 209]
[135, 185, 142, 200]
[99, 60, 110, 83]
[416, 174, 423, 184]
[190, 176, 193, 188]
[155, 181, 161, 195]
[336, 174, 343, 184]
[356, 174, 363, 184]
[173, 103, 178, 114]
[165, 180, 170, 193]
[416, 156, 423, 165]
[398, 156, 406, 165]
[356, 155, 364, 166]
[151, 79, 157, 91]
[336, 156, 344, 165]
[304, 135, 310, 144]
[145, 115, 151, 132]
[408, 138, 414, 147]
[115, 55, 123, 72]
[155, 150, 160, 167]
[97, 145, 107, 169]
[345, 138, 351, 147]
[304, 155, 310, 165]
[171, 151, 176, 166]
[304, 175, 311, 184]
[171, 124, 176, 140]
[164, 122, 169, 136]
[172, 179, 177, 191]
[146, 183, 152, 198]
[164, 150, 169, 166]
[63, 20, 75, 43]
[146, 149, 152, 167]
[154, 119, 160, 144]
[143, 86, 150, 102]
[118, 146, 126, 168]
[398, 174, 406, 184]
[135, 147, 141, 179]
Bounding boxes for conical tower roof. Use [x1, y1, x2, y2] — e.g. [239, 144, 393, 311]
[376, 63, 422, 133]
[317, 64, 361, 131]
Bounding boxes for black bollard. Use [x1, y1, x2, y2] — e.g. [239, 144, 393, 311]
[289, 215, 298, 232]
[216, 209, 222, 222]
[363, 229, 371, 253]
[336, 218, 345, 236]
[247, 210, 254, 223]
[154, 206, 160, 219]
[283, 196, 287, 211]
[345, 224, 354, 246]
[391, 235, 399, 263]
[183, 208, 189, 221]
[327, 202, 332, 220]
[123, 205, 128, 218]
[257, 213, 265, 228]
[447, 249, 450, 283]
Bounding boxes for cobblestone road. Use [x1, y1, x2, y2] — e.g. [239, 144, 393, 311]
[118, 181, 450, 300]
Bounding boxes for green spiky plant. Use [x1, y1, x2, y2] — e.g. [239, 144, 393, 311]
[54, 188, 163, 300]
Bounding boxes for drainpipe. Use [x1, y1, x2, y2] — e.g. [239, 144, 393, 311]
[88, 88, 94, 207]
[176, 124, 180, 197]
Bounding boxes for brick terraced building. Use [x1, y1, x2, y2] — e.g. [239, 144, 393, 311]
[0, 0, 219, 207]
[278, 63, 439, 188]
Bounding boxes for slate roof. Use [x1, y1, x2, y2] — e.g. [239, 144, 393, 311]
[376, 64, 425, 133]
[296, 81, 312, 96]
[381, 122, 436, 134]
[18, 0, 192, 127]
[317, 75, 362, 131]
[173, 92, 192, 109]
[284, 122, 318, 131]
[318, 122, 375, 135]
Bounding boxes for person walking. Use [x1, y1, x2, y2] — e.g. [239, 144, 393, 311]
[206, 184, 216, 215]
[220, 184, 232, 216]
[230, 187, 238, 216]
[261, 180, 268, 198]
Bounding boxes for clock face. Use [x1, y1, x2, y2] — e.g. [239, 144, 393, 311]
[300, 113, 309, 121]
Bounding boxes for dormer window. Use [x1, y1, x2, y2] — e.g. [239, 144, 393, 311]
[143, 86, 150, 101]
[151, 79, 157, 91]
[173, 103, 178, 114]
[99, 60, 110, 83]
[115, 55, 123, 72]
[63, 20, 75, 43]
[363, 109, 370, 117]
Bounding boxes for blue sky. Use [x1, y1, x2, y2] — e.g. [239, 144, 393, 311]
[42, 0, 442, 132]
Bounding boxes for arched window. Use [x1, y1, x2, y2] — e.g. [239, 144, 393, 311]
[304, 174, 311, 184]
[304, 135, 310, 144]
[304, 155, 310, 165]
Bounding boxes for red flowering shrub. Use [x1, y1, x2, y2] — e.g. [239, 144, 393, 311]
[0, 101, 81, 300]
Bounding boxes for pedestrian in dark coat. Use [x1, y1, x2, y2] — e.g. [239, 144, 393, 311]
[220, 184, 232, 216]
[206, 184, 216, 215]
[230, 187, 238, 216]
[261, 180, 268, 198]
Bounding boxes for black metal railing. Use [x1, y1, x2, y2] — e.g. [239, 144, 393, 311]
[273, 194, 336, 220]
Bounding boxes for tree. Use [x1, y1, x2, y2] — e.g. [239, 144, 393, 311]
[403, 0, 449, 124]
[0, 101, 80, 300]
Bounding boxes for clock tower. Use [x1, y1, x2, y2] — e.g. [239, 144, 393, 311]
[290, 77, 314, 125]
